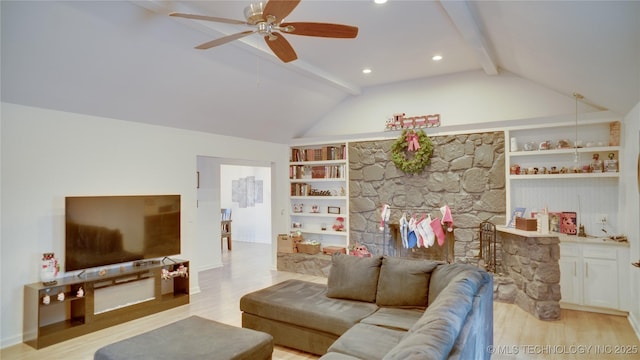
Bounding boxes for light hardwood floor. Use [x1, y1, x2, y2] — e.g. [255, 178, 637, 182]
[2, 241, 639, 359]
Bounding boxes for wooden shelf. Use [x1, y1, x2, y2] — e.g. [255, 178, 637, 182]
[24, 259, 189, 349]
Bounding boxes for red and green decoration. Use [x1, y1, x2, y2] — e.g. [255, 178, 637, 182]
[391, 129, 433, 174]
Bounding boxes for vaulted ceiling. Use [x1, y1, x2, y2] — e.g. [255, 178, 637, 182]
[2, 1, 639, 143]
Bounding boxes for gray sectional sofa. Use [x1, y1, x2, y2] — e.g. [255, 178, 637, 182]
[240, 254, 493, 360]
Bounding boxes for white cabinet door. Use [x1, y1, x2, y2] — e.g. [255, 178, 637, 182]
[559, 255, 581, 304]
[583, 257, 619, 309]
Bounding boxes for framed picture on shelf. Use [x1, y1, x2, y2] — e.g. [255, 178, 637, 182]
[508, 207, 526, 228]
[560, 212, 577, 235]
[549, 212, 562, 232]
[328, 206, 341, 214]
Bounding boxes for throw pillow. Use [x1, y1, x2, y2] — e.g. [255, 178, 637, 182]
[326, 253, 382, 302]
[376, 257, 441, 307]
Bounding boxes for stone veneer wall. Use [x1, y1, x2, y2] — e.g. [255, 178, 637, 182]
[499, 232, 561, 320]
[349, 132, 506, 264]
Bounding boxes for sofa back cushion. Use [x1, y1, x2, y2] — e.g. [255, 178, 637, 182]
[375, 257, 441, 307]
[327, 254, 382, 302]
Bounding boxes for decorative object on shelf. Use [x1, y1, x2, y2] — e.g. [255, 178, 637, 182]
[99, 268, 107, 277]
[385, 113, 440, 131]
[322, 246, 346, 255]
[516, 217, 537, 231]
[321, 223, 327, 231]
[391, 129, 433, 174]
[538, 140, 551, 150]
[292, 222, 303, 228]
[77, 287, 84, 298]
[560, 212, 577, 235]
[311, 205, 319, 213]
[523, 142, 536, 151]
[604, 152, 618, 172]
[510, 164, 520, 175]
[297, 241, 321, 255]
[57, 292, 65, 302]
[609, 121, 620, 146]
[510, 137, 518, 151]
[292, 203, 303, 213]
[328, 206, 341, 214]
[590, 153, 603, 173]
[42, 294, 50, 305]
[40, 252, 59, 286]
[309, 189, 332, 196]
[332, 217, 345, 231]
[578, 224, 587, 237]
[556, 139, 571, 149]
[508, 207, 526, 228]
[549, 212, 561, 232]
[161, 265, 189, 280]
[349, 242, 371, 257]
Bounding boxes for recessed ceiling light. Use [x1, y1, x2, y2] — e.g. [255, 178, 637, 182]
[432, 55, 443, 61]
[362, 68, 372, 74]
[374, 0, 388, 4]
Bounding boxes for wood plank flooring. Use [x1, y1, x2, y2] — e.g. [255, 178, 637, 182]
[2, 241, 638, 359]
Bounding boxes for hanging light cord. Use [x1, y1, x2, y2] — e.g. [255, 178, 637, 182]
[573, 92, 584, 162]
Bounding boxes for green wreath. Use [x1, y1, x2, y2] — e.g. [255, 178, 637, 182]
[391, 129, 433, 174]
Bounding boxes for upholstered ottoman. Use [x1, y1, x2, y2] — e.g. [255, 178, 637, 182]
[94, 316, 273, 360]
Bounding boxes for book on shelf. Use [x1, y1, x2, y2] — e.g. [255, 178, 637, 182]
[291, 144, 347, 162]
[290, 183, 311, 196]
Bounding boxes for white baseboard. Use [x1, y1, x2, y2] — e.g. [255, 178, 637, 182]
[629, 311, 640, 341]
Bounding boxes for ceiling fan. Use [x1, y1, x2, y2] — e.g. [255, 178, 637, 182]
[169, 0, 358, 63]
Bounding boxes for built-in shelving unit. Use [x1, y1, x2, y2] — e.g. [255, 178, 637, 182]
[23, 259, 189, 349]
[289, 143, 348, 249]
[504, 119, 621, 234]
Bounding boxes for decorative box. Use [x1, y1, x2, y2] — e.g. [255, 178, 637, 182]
[277, 234, 296, 253]
[515, 217, 537, 231]
[297, 243, 321, 255]
[322, 246, 346, 255]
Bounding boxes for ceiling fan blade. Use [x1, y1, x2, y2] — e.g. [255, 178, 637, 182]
[281, 22, 358, 38]
[263, 0, 301, 22]
[195, 30, 256, 50]
[264, 32, 298, 63]
[169, 12, 246, 25]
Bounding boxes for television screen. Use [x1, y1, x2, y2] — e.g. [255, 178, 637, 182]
[65, 195, 181, 272]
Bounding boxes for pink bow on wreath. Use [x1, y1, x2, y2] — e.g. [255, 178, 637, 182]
[406, 131, 421, 152]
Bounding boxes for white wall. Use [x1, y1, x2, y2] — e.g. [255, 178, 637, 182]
[0, 103, 290, 348]
[621, 102, 640, 337]
[303, 70, 591, 139]
[221, 165, 271, 244]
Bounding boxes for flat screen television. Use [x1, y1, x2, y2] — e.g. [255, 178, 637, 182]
[65, 194, 181, 272]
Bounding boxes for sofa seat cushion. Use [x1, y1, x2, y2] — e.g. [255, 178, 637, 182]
[240, 279, 379, 336]
[360, 307, 424, 331]
[326, 323, 406, 360]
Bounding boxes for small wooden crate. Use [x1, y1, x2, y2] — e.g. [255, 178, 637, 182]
[297, 243, 320, 255]
[322, 246, 346, 255]
[277, 234, 296, 253]
[515, 217, 537, 231]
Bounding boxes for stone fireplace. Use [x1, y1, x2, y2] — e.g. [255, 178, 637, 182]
[496, 228, 561, 320]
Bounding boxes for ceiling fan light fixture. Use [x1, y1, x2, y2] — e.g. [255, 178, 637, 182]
[362, 68, 372, 74]
[244, 2, 267, 25]
[432, 55, 443, 61]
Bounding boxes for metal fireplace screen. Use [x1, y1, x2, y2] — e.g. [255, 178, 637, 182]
[479, 221, 497, 273]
